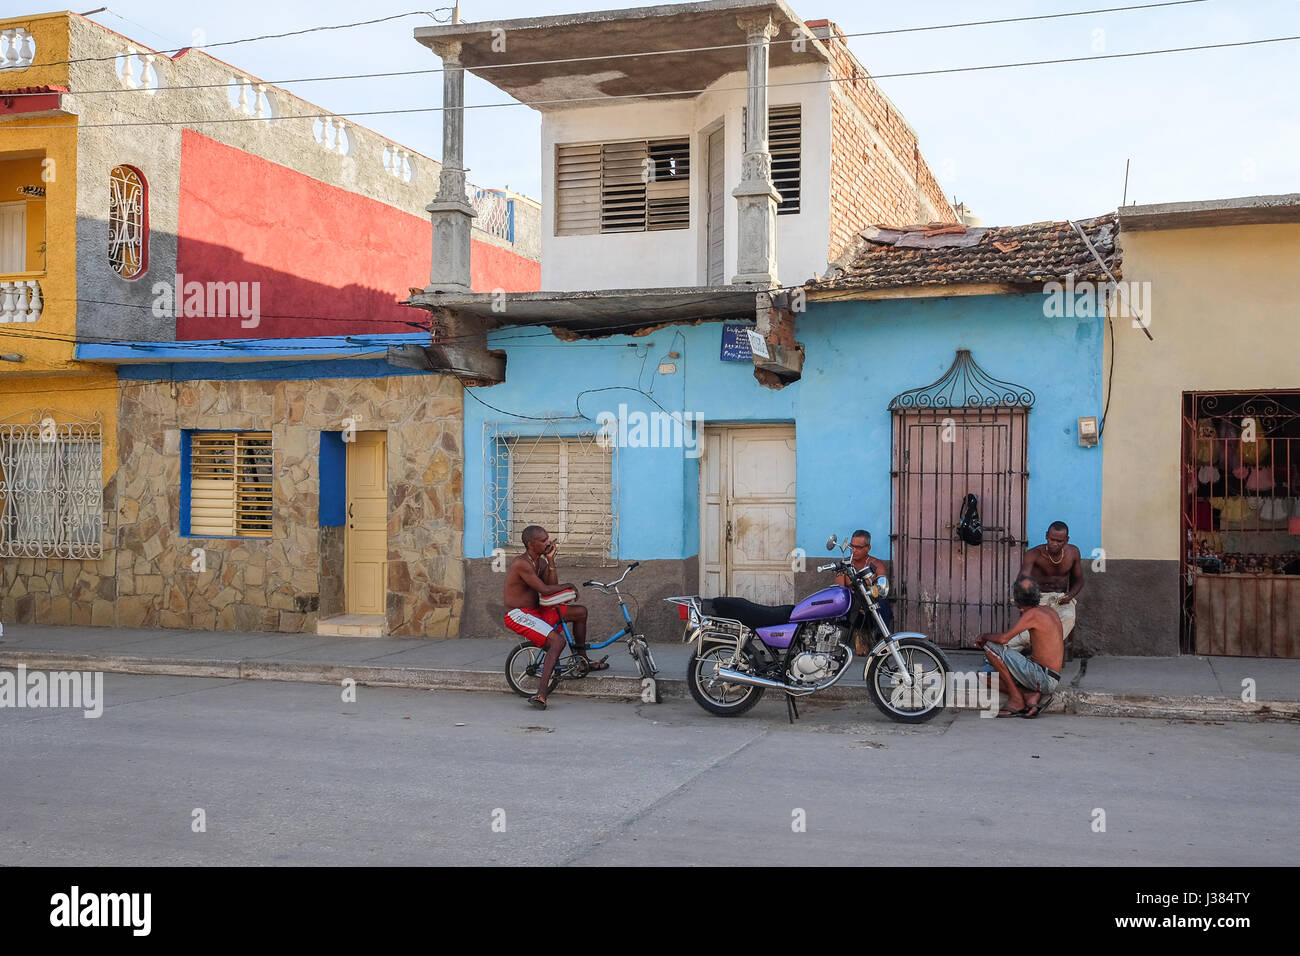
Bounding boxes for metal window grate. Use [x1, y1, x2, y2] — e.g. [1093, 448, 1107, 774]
[109, 165, 146, 279]
[190, 431, 272, 538]
[0, 411, 103, 559]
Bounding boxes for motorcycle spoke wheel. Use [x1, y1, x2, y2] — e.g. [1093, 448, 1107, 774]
[687, 644, 764, 717]
[866, 638, 949, 723]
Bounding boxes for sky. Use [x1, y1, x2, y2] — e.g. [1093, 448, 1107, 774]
[70, 0, 1300, 225]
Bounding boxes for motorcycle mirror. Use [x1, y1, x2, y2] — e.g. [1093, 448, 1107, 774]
[826, 533, 837, 551]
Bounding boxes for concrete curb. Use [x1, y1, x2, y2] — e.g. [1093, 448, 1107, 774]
[3, 651, 1297, 722]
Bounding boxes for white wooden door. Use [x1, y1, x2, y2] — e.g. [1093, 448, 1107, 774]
[700, 425, 796, 602]
[0, 202, 26, 274]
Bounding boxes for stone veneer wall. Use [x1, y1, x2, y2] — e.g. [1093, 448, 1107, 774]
[1, 374, 465, 636]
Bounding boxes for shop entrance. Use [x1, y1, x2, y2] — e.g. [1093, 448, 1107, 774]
[1181, 391, 1300, 657]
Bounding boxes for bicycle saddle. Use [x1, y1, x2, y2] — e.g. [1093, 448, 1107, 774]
[708, 596, 795, 631]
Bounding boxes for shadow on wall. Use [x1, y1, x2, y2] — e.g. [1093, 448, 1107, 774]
[75, 223, 434, 343]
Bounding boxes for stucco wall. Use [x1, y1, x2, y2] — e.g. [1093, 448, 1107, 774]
[466, 294, 1105, 567]
[1103, 223, 1300, 561]
[540, 62, 833, 290]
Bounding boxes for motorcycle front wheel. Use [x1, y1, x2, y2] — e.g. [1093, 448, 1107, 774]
[687, 643, 765, 717]
[865, 637, 950, 723]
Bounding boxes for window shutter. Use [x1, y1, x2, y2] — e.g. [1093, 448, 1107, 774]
[555, 143, 601, 236]
[769, 105, 801, 215]
[236, 432, 273, 537]
[508, 438, 611, 557]
[189, 431, 273, 537]
[600, 140, 648, 233]
[741, 105, 801, 215]
[646, 138, 690, 230]
[190, 433, 237, 536]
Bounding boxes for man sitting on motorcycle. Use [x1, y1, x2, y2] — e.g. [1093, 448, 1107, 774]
[975, 577, 1064, 718]
[835, 529, 892, 651]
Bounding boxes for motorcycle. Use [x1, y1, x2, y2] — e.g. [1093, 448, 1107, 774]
[665, 534, 950, 723]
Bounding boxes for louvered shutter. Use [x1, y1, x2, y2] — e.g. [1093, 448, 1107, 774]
[555, 143, 602, 236]
[190, 433, 237, 536]
[646, 138, 690, 230]
[509, 438, 611, 557]
[600, 140, 648, 233]
[769, 105, 801, 215]
[235, 432, 273, 537]
[742, 104, 801, 215]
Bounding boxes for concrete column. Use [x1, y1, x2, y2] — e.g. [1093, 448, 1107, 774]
[731, 15, 781, 288]
[425, 40, 477, 294]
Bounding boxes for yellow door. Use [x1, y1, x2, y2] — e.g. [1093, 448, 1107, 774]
[346, 431, 388, 614]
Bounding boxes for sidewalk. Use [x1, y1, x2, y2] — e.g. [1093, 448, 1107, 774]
[2, 623, 1298, 722]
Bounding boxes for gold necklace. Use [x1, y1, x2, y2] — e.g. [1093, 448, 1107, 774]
[1045, 548, 1063, 566]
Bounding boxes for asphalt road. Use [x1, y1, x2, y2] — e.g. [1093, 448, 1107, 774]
[1, 674, 1295, 866]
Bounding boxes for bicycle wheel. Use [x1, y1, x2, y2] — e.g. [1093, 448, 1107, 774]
[505, 641, 561, 699]
[631, 638, 658, 679]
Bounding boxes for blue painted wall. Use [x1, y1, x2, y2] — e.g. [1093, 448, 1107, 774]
[463, 293, 1104, 561]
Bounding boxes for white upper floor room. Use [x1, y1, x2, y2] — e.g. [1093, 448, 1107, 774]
[416, 0, 954, 293]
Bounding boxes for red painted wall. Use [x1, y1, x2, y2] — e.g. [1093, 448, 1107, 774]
[175, 130, 539, 339]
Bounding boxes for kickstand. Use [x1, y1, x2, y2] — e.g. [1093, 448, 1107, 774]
[785, 693, 799, 724]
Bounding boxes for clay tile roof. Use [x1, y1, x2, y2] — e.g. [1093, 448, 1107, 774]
[810, 213, 1121, 293]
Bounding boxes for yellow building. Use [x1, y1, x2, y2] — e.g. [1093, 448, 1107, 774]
[2, 13, 118, 625]
[1097, 194, 1300, 659]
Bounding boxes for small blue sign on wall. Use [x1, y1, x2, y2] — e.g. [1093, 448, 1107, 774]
[720, 323, 755, 362]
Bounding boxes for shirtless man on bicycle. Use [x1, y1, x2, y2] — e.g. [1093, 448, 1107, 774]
[503, 525, 608, 709]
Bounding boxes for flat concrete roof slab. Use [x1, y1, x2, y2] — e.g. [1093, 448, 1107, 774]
[415, 0, 830, 108]
[410, 285, 760, 332]
[1119, 193, 1300, 230]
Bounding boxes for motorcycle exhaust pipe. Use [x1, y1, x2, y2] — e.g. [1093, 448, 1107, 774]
[714, 661, 855, 695]
[715, 667, 797, 692]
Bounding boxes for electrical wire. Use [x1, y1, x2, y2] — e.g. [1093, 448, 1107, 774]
[10, 1, 1211, 96]
[14, 33, 1298, 131]
[32, 10, 456, 68]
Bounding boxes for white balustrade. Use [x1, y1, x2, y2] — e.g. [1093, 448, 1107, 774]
[0, 28, 36, 70]
[382, 145, 415, 183]
[0, 280, 43, 323]
[114, 46, 162, 93]
[313, 115, 352, 156]
[227, 76, 273, 117]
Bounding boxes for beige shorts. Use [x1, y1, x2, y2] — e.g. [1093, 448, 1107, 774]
[1005, 593, 1075, 653]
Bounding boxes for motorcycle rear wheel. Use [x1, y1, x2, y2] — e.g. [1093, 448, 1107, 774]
[687, 644, 764, 717]
[865, 637, 950, 723]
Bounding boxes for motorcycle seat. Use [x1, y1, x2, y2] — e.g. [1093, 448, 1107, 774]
[708, 596, 795, 631]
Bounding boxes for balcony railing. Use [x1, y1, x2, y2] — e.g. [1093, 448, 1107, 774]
[0, 278, 43, 323]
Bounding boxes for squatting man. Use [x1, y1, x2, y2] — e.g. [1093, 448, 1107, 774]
[503, 525, 609, 710]
[975, 576, 1065, 719]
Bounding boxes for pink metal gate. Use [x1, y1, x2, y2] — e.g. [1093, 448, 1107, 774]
[890, 351, 1032, 648]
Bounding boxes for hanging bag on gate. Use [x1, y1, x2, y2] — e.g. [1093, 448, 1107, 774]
[956, 493, 983, 546]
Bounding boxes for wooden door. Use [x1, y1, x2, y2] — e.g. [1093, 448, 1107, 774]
[346, 431, 387, 614]
[700, 425, 796, 602]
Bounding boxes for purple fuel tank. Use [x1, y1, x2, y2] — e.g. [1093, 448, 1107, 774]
[755, 587, 851, 648]
[790, 586, 852, 621]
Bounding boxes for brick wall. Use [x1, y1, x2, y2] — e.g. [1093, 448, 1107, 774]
[812, 21, 955, 263]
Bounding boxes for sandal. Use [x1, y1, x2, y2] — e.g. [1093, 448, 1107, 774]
[528, 695, 548, 710]
[586, 655, 610, 671]
[1023, 703, 1044, 718]
[996, 707, 1027, 718]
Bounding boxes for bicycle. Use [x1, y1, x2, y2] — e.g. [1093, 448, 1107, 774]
[504, 563, 658, 699]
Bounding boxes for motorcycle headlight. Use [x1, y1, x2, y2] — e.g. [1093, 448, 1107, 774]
[872, 576, 889, 599]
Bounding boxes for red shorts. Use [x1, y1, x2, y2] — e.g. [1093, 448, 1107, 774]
[504, 606, 565, 647]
